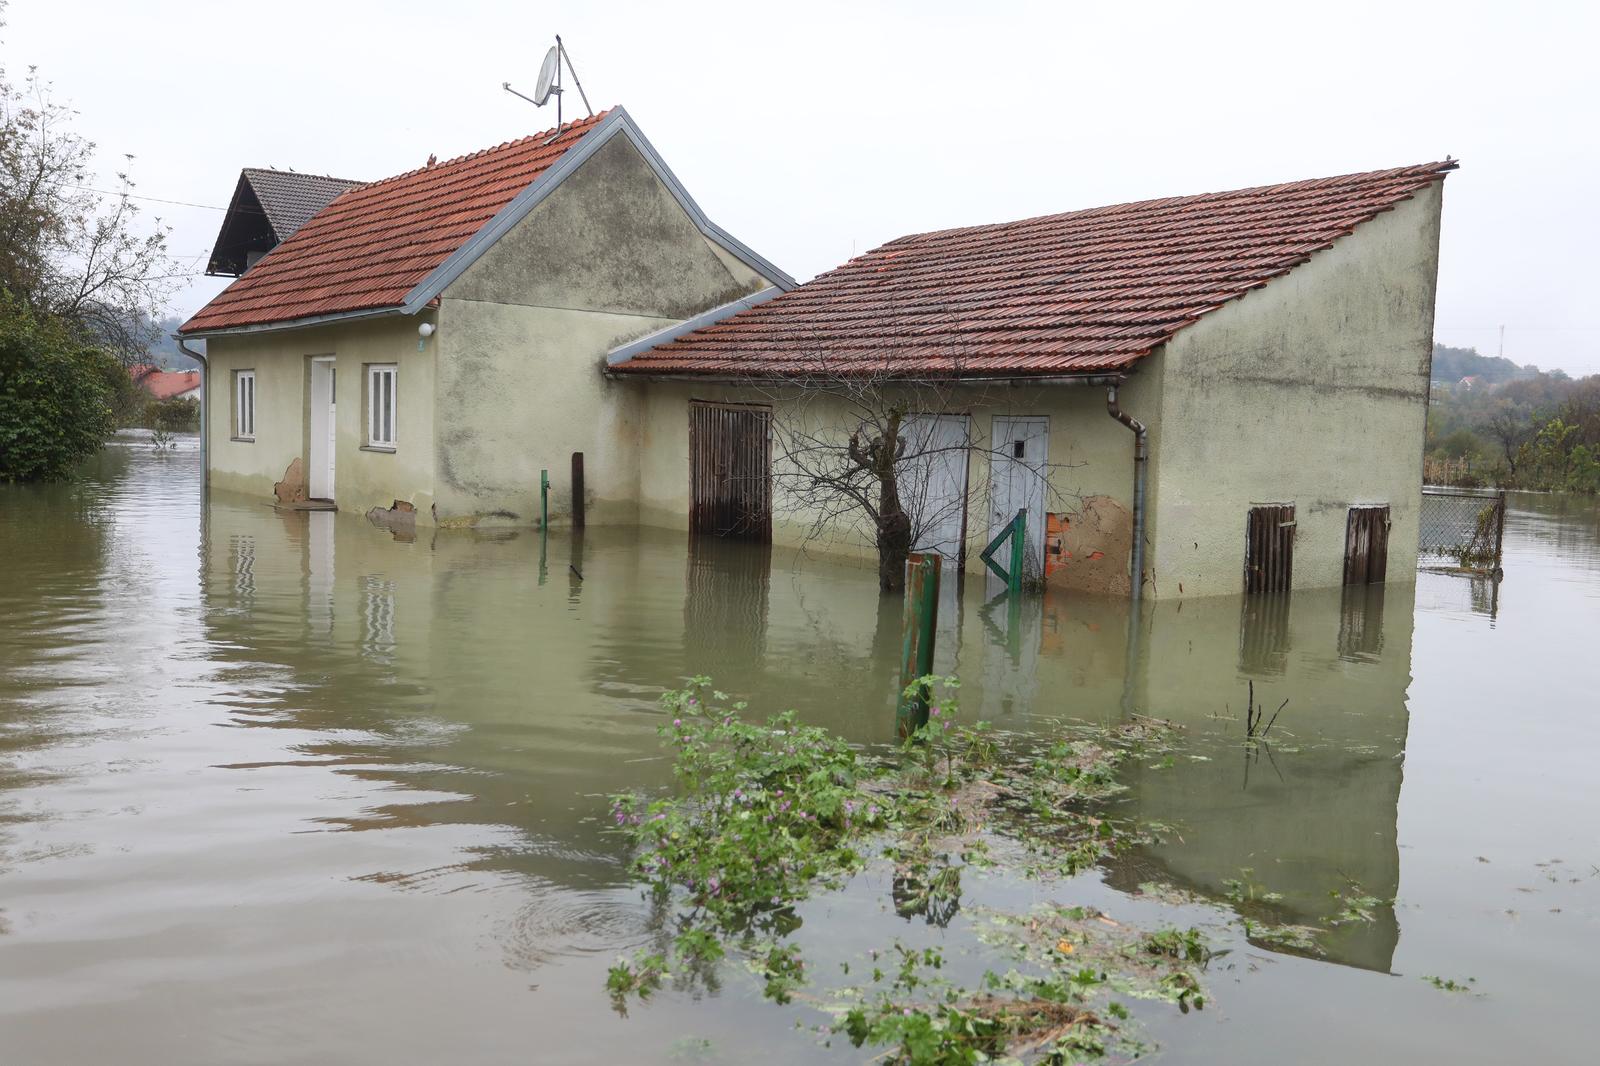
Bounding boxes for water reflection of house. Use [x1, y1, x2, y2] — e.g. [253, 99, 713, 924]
[1109, 584, 1414, 972]
[197, 496, 1415, 974]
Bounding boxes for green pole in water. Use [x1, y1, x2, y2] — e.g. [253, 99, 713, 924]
[897, 552, 941, 738]
[540, 469, 549, 528]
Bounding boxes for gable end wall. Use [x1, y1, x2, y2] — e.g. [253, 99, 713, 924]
[433, 132, 779, 526]
[1149, 182, 1444, 598]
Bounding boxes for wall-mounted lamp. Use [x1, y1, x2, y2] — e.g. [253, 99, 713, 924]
[417, 321, 436, 351]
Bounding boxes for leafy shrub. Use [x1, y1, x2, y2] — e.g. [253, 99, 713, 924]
[146, 395, 199, 432]
[0, 300, 116, 482]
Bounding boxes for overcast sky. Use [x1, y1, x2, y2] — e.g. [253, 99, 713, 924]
[7, 0, 1596, 374]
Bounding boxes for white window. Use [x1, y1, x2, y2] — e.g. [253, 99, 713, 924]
[366, 364, 397, 449]
[233, 370, 255, 440]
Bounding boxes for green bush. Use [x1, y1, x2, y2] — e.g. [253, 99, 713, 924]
[146, 395, 199, 433]
[0, 300, 116, 482]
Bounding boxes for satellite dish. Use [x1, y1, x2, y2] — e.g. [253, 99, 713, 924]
[532, 46, 561, 105]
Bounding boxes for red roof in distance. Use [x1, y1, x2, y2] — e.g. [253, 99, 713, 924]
[612, 160, 1456, 379]
[182, 111, 612, 334]
[131, 365, 201, 399]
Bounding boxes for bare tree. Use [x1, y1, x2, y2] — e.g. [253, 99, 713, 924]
[1484, 407, 1531, 481]
[747, 366, 1073, 591]
[1, 29, 177, 363]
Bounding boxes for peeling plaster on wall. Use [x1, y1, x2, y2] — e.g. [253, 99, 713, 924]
[274, 457, 307, 505]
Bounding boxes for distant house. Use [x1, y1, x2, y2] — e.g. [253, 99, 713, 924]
[131, 364, 201, 402]
[206, 168, 363, 277]
[181, 119, 1451, 600]
[1457, 375, 1482, 391]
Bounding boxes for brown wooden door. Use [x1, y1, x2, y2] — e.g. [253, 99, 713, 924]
[689, 401, 772, 542]
[1343, 505, 1391, 585]
[1244, 504, 1295, 594]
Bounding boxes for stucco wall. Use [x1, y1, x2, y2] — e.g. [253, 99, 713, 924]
[204, 316, 437, 518]
[433, 131, 778, 526]
[1148, 184, 1443, 598]
[629, 373, 1162, 595]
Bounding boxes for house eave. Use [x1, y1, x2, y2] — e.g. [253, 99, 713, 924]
[179, 304, 424, 341]
[602, 368, 1139, 387]
[604, 286, 786, 367]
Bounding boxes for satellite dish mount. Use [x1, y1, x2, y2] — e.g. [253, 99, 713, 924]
[502, 35, 594, 137]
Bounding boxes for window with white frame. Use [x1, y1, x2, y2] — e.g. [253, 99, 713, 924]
[233, 370, 256, 440]
[366, 364, 397, 449]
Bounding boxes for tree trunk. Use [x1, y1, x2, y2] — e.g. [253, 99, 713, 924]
[874, 410, 912, 591]
[877, 509, 913, 591]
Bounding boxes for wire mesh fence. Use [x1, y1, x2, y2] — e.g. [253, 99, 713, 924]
[1418, 488, 1506, 571]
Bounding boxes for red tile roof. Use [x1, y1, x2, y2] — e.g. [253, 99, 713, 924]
[132, 366, 201, 399]
[612, 161, 1455, 379]
[182, 112, 611, 334]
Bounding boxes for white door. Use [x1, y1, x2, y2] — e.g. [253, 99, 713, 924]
[901, 414, 972, 565]
[309, 359, 336, 500]
[987, 416, 1049, 581]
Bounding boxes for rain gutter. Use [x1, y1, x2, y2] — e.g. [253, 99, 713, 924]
[1105, 383, 1148, 603]
[175, 335, 209, 489]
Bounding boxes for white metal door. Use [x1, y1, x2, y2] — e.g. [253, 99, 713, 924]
[901, 414, 971, 565]
[987, 416, 1049, 580]
[309, 359, 336, 500]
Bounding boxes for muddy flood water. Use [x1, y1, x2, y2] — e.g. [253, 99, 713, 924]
[2, 441, 1598, 1064]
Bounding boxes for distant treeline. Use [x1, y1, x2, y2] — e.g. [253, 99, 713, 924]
[1430, 343, 1565, 387]
[1427, 344, 1599, 494]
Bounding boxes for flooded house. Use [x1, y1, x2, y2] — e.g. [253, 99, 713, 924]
[608, 161, 1456, 599]
[181, 120, 1452, 600]
[179, 108, 794, 528]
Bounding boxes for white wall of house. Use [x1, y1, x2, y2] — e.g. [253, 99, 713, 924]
[203, 316, 438, 518]
[1147, 184, 1443, 598]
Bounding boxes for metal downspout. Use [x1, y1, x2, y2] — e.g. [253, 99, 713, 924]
[176, 335, 208, 489]
[1106, 384, 1148, 603]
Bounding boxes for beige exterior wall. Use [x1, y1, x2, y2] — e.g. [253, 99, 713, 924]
[430, 131, 774, 527]
[1147, 184, 1443, 598]
[203, 316, 438, 519]
[630, 372, 1162, 596]
[200, 127, 781, 529]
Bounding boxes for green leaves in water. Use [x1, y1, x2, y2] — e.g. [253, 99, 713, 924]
[605, 677, 1187, 1063]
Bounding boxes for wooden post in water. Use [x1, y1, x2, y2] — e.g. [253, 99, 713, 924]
[897, 552, 941, 738]
[1493, 489, 1507, 576]
[571, 452, 586, 529]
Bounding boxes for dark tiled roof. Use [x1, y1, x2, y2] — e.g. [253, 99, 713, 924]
[184, 112, 610, 333]
[241, 168, 364, 242]
[612, 161, 1456, 378]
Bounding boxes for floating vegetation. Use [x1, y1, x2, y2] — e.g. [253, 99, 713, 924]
[1221, 868, 1286, 905]
[1328, 882, 1391, 926]
[606, 677, 1188, 1063]
[1422, 975, 1479, 994]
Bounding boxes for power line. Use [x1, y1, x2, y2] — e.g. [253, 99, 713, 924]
[65, 184, 225, 211]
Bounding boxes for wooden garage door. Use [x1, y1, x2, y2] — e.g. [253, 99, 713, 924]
[689, 401, 772, 542]
[1343, 505, 1391, 585]
[1244, 504, 1295, 594]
